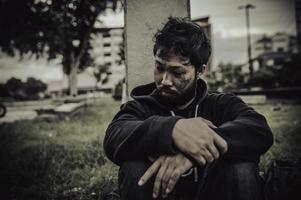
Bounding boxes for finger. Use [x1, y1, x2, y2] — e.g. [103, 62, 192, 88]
[202, 118, 217, 128]
[153, 162, 168, 198]
[201, 148, 214, 163]
[148, 156, 155, 162]
[138, 160, 160, 186]
[213, 132, 228, 154]
[161, 165, 175, 197]
[208, 144, 220, 159]
[192, 154, 206, 166]
[166, 169, 181, 195]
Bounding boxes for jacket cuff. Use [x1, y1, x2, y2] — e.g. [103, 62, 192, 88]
[152, 116, 182, 155]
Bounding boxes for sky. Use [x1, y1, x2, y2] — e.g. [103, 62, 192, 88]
[0, 0, 296, 83]
[190, 0, 296, 66]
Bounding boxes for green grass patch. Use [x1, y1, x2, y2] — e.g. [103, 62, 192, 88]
[0, 97, 120, 200]
[254, 104, 301, 171]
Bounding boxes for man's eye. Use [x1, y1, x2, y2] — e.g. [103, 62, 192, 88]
[155, 65, 164, 72]
[173, 71, 184, 76]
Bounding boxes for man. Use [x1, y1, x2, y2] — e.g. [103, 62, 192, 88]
[104, 17, 273, 200]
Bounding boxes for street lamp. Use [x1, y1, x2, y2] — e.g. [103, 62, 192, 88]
[239, 4, 256, 84]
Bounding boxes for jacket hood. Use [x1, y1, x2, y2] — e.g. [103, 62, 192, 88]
[130, 79, 208, 111]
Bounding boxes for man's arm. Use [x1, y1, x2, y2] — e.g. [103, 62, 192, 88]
[211, 93, 274, 162]
[103, 100, 182, 165]
[170, 93, 273, 165]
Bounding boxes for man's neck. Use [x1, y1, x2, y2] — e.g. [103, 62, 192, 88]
[176, 95, 195, 110]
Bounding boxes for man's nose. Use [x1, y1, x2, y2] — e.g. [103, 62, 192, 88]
[161, 72, 172, 86]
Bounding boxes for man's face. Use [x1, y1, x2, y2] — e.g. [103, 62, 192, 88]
[154, 53, 197, 105]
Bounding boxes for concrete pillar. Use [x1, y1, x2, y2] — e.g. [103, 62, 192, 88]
[125, 0, 190, 99]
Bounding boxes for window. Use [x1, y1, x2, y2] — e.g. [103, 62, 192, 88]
[104, 43, 111, 47]
[104, 52, 111, 57]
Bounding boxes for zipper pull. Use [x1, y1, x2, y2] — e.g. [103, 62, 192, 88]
[194, 167, 198, 182]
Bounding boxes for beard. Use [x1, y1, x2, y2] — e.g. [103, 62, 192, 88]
[157, 83, 196, 109]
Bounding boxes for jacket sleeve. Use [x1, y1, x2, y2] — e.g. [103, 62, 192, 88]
[212, 93, 273, 163]
[103, 100, 182, 165]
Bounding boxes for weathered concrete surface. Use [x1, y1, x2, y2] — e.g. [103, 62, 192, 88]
[54, 102, 86, 118]
[125, 0, 190, 98]
[0, 100, 86, 124]
[0, 110, 37, 124]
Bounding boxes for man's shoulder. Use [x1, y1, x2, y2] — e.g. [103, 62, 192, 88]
[204, 92, 244, 105]
[121, 98, 157, 112]
[121, 99, 144, 109]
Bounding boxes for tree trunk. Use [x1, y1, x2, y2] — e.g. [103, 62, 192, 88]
[69, 52, 79, 96]
[65, 4, 101, 96]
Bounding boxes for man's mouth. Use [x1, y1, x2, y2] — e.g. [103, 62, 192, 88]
[159, 88, 177, 95]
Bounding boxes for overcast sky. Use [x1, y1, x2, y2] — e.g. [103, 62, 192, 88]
[0, 0, 296, 83]
[191, 0, 296, 66]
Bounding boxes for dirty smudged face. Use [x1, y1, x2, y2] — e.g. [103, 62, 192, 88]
[154, 53, 197, 107]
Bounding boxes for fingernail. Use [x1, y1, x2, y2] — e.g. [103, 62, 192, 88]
[138, 180, 143, 186]
[166, 188, 170, 194]
[153, 193, 157, 198]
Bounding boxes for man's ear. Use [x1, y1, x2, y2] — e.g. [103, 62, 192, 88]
[197, 64, 207, 77]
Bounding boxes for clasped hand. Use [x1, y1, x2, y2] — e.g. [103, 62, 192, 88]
[172, 117, 228, 166]
[138, 153, 192, 198]
[138, 117, 228, 199]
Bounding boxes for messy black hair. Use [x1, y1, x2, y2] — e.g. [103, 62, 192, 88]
[153, 17, 211, 69]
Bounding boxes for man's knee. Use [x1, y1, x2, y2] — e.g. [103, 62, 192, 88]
[118, 160, 154, 200]
[203, 160, 263, 200]
[227, 161, 260, 183]
[119, 160, 150, 182]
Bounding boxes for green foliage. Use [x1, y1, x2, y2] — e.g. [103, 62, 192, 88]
[112, 79, 123, 100]
[275, 54, 301, 87]
[117, 32, 125, 65]
[250, 67, 278, 88]
[0, 0, 122, 95]
[204, 62, 246, 91]
[0, 0, 118, 59]
[0, 0, 121, 95]
[207, 54, 301, 91]
[25, 77, 47, 96]
[6, 77, 24, 91]
[0, 77, 47, 100]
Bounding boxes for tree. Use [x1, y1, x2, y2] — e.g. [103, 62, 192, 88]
[1, 77, 47, 100]
[25, 77, 47, 96]
[0, 0, 120, 96]
[93, 63, 110, 89]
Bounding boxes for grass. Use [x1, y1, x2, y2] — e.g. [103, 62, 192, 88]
[0, 97, 300, 200]
[0, 97, 120, 200]
[255, 104, 301, 171]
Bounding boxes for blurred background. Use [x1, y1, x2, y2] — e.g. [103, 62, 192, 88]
[0, 0, 300, 199]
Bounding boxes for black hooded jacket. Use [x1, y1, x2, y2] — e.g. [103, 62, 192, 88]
[104, 79, 273, 166]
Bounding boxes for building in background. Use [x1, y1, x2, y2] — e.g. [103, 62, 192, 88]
[192, 16, 213, 70]
[253, 32, 297, 68]
[91, 27, 124, 69]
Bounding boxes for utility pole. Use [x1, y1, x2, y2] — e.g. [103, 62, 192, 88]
[239, 4, 255, 84]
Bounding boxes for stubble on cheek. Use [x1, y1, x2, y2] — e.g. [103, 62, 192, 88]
[176, 75, 194, 93]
